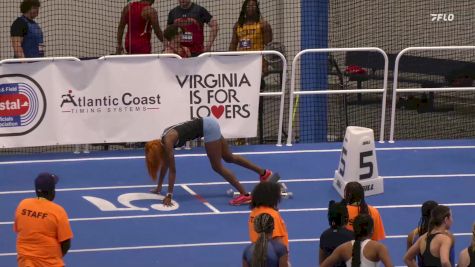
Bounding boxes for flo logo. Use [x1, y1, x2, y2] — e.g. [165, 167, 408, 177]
[0, 74, 46, 137]
[430, 13, 454, 21]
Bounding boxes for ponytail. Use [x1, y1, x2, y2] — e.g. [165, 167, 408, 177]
[145, 140, 163, 181]
[359, 198, 369, 215]
[344, 182, 368, 215]
[328, 200, 349, 229]
[426, 205, 451, 242]
[418, 200, 438, 236]
[351, 239, 362, 267]
[251, 213, 274, 267]
[351, 214, 374, 267]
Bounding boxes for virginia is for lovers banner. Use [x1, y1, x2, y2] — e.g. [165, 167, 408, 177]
[0, 55, 262, 148]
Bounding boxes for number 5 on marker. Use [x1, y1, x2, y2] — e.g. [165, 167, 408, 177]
[338, 146, 347, 176]
[338, 147, 374, 180]
[359, 151, 373, 180]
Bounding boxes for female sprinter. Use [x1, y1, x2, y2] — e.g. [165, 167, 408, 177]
[321, 214, 393, 267]
[457, 222, 475, 267]
[145, 116, 278, 206]
[404, 205, 454, 267]
[406, 201, 455, 267]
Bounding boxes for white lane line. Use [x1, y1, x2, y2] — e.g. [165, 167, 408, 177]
[1, 145, 475, 165]
[1, 202, 474, 225]
[384, 174, 475, 179]
[0, 211, 249, 225]
[0, 232, 472, 256]
[0, 178, 333, 195]
[1, 173, 475, 195]
[181, 185, 220, 213]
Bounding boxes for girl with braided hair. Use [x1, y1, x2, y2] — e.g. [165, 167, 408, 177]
[321, 214, 393, 267]
[248, 182, 288, 249]
[242, 213, 288, 267]
[319, 200, 354, 266]
[229, 0, 273, 75]
[457, 222, 475, 267]
[404, 205, 454, 267]
[343, 182, 386, 241]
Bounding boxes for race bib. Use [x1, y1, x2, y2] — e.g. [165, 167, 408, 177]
[182, 32, 193, 42]
[238, 39, 252, 49]
[39, 43, 45, 57]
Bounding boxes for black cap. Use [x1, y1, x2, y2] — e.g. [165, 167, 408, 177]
[35, 172, 59, 192]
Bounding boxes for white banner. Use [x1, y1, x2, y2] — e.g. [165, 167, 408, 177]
[0, 55, 262, 148]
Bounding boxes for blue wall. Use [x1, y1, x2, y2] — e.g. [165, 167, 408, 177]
[300, 0, 328, 142]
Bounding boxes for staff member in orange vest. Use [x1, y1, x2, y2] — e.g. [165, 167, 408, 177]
[14, 172, 73, 267]
[248, 182, 288, 248]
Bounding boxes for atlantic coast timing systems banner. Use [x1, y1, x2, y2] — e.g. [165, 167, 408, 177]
[0, 55, 262, 148]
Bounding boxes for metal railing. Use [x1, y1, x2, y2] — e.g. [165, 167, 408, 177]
[97, 54, 182, 60]
[389, 46, 475, 142]
[0, 56, 81, 65]
[286, 48, 389, 146]
[199, 51, 288, 146]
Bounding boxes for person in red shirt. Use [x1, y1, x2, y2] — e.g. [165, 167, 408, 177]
[167, 0, 218, 57]
[116, 0, 164, 54]
[13, 173, 73, 267]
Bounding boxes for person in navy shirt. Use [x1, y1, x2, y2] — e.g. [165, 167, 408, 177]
[319, 200, 354, 266]
[10, 0, 44, 58]
[167, 0, 218, 57]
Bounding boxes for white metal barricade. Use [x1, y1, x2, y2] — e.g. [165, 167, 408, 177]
[199, 51, 288, 146]
[286, 48, 389, 146]
[98, 53, 182, 60]
[389, 46, 475, 142]
[0, 56, 80, 65]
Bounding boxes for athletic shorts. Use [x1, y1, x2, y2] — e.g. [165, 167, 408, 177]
[203, 117, 221, 143]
